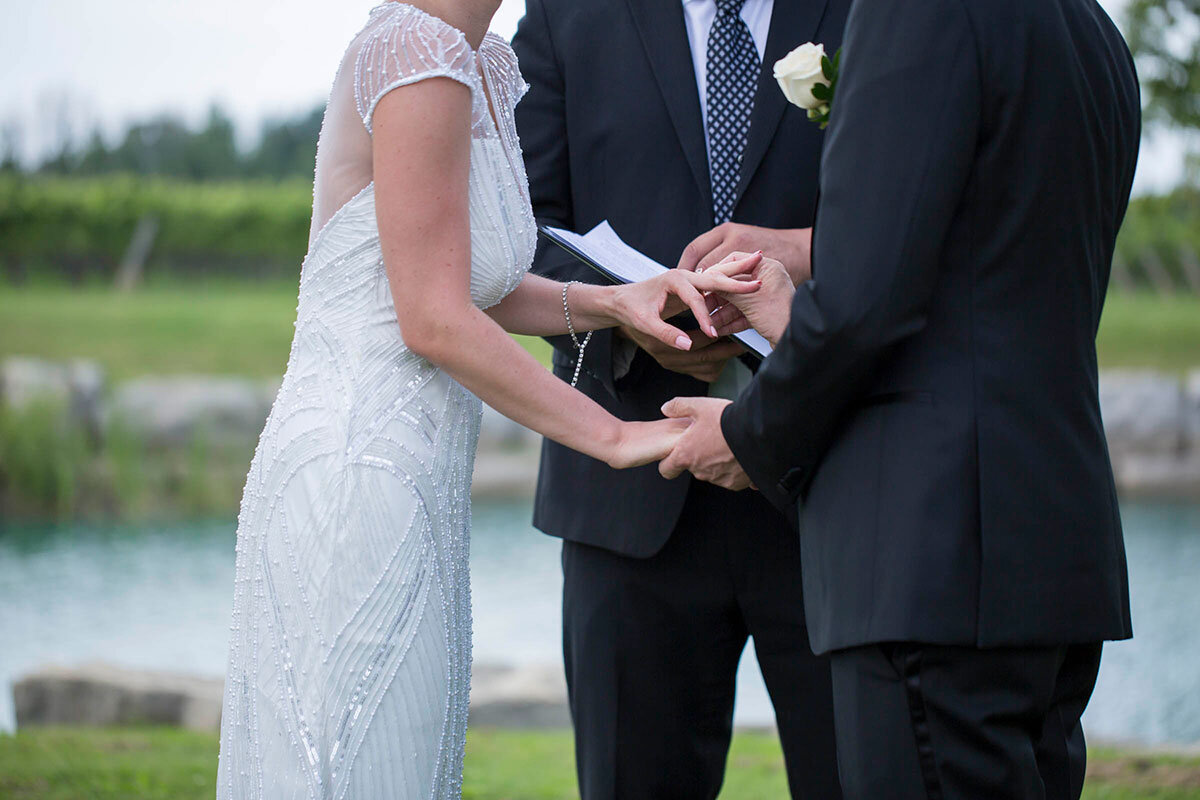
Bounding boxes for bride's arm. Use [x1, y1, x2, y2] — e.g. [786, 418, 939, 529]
[374, 78, 695, 468]
[483, 265, 759, 349]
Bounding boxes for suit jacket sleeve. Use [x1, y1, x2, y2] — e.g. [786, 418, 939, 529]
[512, 0, 620, 396]
[721, 0, 982, 511]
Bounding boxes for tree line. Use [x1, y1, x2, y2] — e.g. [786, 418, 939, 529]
[1, 104, 325, 182]
[0, 2, 1194, 182]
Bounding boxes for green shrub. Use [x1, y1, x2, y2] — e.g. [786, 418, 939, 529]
[0, 174, 312, 282]
[4, 176, 1199, 290]
[1115, 185, 1200, 286]
[0, 401, 87, 518]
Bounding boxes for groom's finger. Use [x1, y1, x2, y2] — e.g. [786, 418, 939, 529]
[659, 450, 687, 480]
[711, 307, 750, 337]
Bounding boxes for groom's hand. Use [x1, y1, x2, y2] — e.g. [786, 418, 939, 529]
[618, 326, 745, 384]
[659, 397, 751, 490]
[678, 223, 812, 285]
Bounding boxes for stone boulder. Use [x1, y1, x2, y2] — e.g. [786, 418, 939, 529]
[478, 403, 538, 451]
[1187, 370, 1200, 448]
[13, 662, 570, 732]
[1099, 371, 1186, 457]
[0, 357, 106, 437]
[13, 663, 223, 732]
[110, 377, 278, 446]
[469, 663, 570, 728]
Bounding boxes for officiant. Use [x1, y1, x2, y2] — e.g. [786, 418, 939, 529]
[513, 0, 849, 797]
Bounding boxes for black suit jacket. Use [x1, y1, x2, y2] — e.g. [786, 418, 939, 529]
[513, 0, 849, 557]
[722, 0, 1138, 653]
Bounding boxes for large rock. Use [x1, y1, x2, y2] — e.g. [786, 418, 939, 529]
[13, 662, 570, 732]
[0, 357, 106, 437]
[469, 663, 570, 728]
[110, 377, 278, 445]
[478, 403, 538, 451]
[13, 664, 223, 732]
[1112, 451, 1200, 496]
[1099, 371, 1186, 457]
[1186, 370, 1200, 448]
[472, 450, 540, 498]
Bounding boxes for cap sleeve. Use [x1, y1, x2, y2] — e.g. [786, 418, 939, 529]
[354, 4, 480, 135]
[479, 33, 530, 107]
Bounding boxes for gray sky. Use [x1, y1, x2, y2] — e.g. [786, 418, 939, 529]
[1, 0, 1185, 191]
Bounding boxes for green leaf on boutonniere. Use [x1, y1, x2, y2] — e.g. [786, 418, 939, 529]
[811, 82, 832, 101]
[821, 55, 836, 82]
[833, 48, 841, 69]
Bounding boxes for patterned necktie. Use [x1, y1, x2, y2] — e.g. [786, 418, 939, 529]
[706, 0, 759, 225]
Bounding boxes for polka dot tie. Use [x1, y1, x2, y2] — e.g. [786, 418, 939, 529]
[706, 0, 759, 225]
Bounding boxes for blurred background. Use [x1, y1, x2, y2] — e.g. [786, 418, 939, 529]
[1, 0, 1199, 797]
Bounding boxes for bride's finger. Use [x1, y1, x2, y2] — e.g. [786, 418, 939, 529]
[637, 311, 696, 351]
[690, 270, 761, 296]
[666, 273, 721, 337]
[703, 251, 763, 281]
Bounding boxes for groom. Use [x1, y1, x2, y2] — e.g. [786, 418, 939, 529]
[662, 0, 1140, 797]
[513, 0, 848, 797]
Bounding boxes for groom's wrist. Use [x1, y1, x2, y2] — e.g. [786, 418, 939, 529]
[783, 228, 813, 285]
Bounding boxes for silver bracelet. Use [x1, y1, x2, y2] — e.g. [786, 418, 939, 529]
[561, 280, 593, 388]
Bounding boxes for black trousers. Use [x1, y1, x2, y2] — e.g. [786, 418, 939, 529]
[829, 642, 1104, 800]
[561, 480, 841, 800]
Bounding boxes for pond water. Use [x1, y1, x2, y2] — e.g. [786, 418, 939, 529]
[1, 500, 1198, 743]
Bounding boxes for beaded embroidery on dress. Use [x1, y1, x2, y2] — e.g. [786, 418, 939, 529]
[216, 4, 534, 798]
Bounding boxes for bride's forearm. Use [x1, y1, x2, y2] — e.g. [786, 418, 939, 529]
[485, 273, 621, 336]
[486, 257, 761, 348]
[408, 302, 624, 463]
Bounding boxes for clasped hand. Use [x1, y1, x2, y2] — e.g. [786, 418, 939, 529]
[654, 252, 797, 490]
[602, 250, 796, 486]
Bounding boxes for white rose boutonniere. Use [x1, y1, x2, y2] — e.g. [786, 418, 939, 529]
[774, 42, 841, 129]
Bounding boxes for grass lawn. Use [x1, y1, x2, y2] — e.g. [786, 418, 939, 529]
[1095, 293, 1200, 374]
[2, 284, 1197, 380]
[0, 282, 553, 381]
[1, 727, 1198, 800]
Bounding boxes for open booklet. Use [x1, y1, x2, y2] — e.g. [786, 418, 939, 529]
[538, 221, 774, 360]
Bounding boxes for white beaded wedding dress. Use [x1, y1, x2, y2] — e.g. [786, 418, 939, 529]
[216, 4, 535, 798]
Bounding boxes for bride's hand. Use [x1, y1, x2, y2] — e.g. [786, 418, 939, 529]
[607, 252, 764, 351]
[605, 417, 693, 470]
[704, 253, 796, 347]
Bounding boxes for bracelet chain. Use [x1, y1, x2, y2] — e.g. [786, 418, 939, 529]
[562, 281, 594, 388]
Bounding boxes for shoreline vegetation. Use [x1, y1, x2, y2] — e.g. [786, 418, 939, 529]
[1, 283, 1198, 521]
[3, 176, 1199, 289]
[0, 726, 1198, 800]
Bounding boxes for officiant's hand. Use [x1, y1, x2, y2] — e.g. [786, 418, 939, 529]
[658, 397, 751, 490]
[678, 223, 812, 285]
[704, 253, 796, 347]
[617, 326, 745, 383]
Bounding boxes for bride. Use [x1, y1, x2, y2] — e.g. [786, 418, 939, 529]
[215, 1, 762, 797]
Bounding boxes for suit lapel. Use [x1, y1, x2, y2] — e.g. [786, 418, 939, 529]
[624, 0, 712, 211]
[733, 0, 831, 209]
